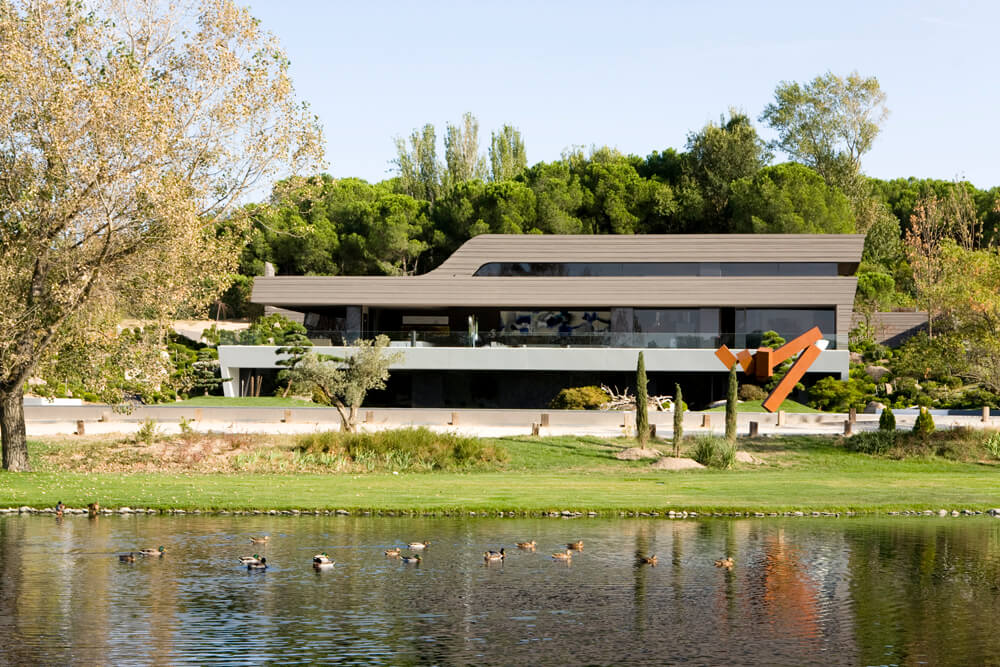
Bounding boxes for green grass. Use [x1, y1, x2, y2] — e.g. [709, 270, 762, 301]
[173, 396, 317, 407]
[4, 434, 999, 514]
[704, 399, 818, 413]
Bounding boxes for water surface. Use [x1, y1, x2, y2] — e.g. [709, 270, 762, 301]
[1, 515, 998, 665]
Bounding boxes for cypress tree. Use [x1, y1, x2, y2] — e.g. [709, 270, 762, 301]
[913, 406, 935, 438]
[726, 364, 738, 443]
[636, 352, 649, 446]
[673, 383, 684, 457]
[879, 405, 896, 432]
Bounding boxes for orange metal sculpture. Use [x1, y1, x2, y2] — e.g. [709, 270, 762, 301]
[715, 327, 824, 413]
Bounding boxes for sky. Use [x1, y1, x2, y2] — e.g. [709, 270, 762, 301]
[244, 0, 1000, 189]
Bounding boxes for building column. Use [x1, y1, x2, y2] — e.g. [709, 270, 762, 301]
[221, 367, 240, 397]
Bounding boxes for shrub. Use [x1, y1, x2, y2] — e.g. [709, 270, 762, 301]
[984, 432, 1000, 460]
[549, 385, 610, 410]
[738, 384, 768, 401]
[846, 430, 895, 455]
[135, 418, 160, 446]
[913, 408, 935, 438]
[879, 406, 896, 432]
[691, 435, 735, 469]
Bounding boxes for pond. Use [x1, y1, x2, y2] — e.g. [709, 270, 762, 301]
[1, 514, 998, 665]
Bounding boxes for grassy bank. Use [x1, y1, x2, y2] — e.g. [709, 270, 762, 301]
[2, 432, 998, 514]
[704, 399, 818, 413]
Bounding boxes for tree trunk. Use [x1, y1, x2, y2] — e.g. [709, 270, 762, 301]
[1, 387, 31, 471]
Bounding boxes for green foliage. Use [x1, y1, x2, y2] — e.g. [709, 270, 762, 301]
[691, 435, 735, 469]
[726, 365, 737, 443]
[738, 384, 768, 401]
[879, 406, 896, 432]
[178, 417, 194, 436]
[913, 408, 935, 438]
[548, 386, 610, 410]
[808, 373, 873, 412]
[489, 125, 527, 182]
[191, 348, 224, 396]
[136, 419, 160, 446]
[672, 383, 684, 457]
[845, 431, 896, 455]
[729, 163, 855, 234]
[636, 352, 649, 445]
[295, 428, 507, 471]
[984, 432, 1000, 460]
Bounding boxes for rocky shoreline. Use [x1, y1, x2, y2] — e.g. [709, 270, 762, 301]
[3, 506, 1000, 518]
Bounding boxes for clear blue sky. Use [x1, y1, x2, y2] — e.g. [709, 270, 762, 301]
[245, 0, 1000, 189]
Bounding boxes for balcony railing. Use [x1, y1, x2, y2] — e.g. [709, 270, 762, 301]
[299, 330, 843, 350]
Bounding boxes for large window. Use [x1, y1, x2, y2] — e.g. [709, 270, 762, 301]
[474, 262, 841, 277]
[735, 308, 836, 348]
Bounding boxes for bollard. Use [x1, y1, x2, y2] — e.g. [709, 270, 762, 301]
[748, 421, 759, 437]
[450, 411, 459, 426]
[843, 420, 852, 436]
[365, 410, 374, 424]
[983, 406, 990, 423]
[540, 413, 550, 427]
[99, 411, 110, 423]
[777, 410, 786, 427]
[849, 407, 857, 424]
[194, 408, 203, 422]
[650, 423, 656, 438]
[75, 420, 85, 436]
[281, 409, 292, 424]
[701, 414, 711, 428]
[531, 422, 540, 436]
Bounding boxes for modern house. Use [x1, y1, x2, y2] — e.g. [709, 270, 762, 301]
[218, 234, 864, 408]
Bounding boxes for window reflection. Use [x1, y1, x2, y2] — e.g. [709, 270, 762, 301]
[473, 262, 840, 277]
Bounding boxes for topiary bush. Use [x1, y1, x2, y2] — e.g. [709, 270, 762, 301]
[913, 407, 935, 438]
[549, 385, 610, 410]
[738, 384, 768, 401]
[879, 406, 896, 432]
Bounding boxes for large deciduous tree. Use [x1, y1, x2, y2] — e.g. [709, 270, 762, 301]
[0, 0, 323, 470]
[444, 112, 486, 186]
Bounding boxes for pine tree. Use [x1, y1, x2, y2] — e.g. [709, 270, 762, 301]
[879, 405, 896, 432]
[913, 406, 935, 438]
[191, 349, 223, 396]
[726, 365, 738, 443]
[673, 383, 684, 457]
[636, 352, 649, 446]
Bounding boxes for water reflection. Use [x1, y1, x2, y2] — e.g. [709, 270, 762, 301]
[0, 515, 998, 665]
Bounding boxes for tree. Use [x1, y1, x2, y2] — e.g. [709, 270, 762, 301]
[684, 109, 771, 220]
[394, 123, 441, 203]
[726, 365, 738, 443]
[855, 271, 896, 333]
[672, 383, 684, 457]
[191, 349, 224, 397]
[0, 0, 322, 470]
[760, 71, 888, 193]
[729, 163, 855, 234]
[287, 337, 402, 432]
[635, 352, 649, 446]
[489, 125, 527, 182]
[444, 112, 486, 186]
[879, 406, 896, 432]
[275, 332, 313, 397]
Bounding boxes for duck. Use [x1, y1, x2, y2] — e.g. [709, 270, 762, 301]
[400, 554, 421, 564]
[551, 549, 573, 560]
[239, 554, 262, 565]
[483, 548, 505, 562]
[407, 541, 429, 550]
[249, 536, 269, 544]
[384, 548, 401, 557]
[567, 540, 584, 551]
[139, 546, 165, 557]
[118, 553, 136, 562]
[515, 541, 536, 550]
[88, 502, 100, 518]
[637, 554, 658, 566]
[714, 557, 734, 569]
[312, 553, 335, 568]
[55, 501, 65, 517]
[247, 557, 268, 570]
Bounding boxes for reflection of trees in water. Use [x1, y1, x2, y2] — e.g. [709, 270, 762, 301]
[846, 520, 1000, 667]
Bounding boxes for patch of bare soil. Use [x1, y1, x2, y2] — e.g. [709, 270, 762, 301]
[43, 434, 264, 473]
[650, 457, 705, 470]
[616, 447, 663, 461]
[735, 451, 765, 464]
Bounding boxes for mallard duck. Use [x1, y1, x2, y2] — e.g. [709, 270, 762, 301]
[483, 548, 505, 562]
[551, 549, 573, 560]
[312, 553, 335, 568]
[407, 541, 429, 550]
[515, 541, 536, 550]
[567, 540, 584, 551]
[239, 554, 262, 565]
[118, 553, 136, 562]
[384, 548, 401, 557]
[400, 554, 421, 564]
[637, 554, 658, 566]
[88, 502, 100, 518]
[139, 546, 165, 557]
[250, 536, 269, 544]
[247, 557, 268, 570]
[714, 557, 734, 569]
[55, 501, 65, 517]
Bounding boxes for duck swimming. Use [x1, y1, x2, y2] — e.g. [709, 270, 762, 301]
[551, 549, 573, 560]
[400, 554, 421, 564]
[567, 541, 584, 551]
[118, 553, 136, 563]
[139, 546, 165, 557]
[384, 548, 401, 557]
[637, 554, 658, 566]
[247, 557, 268, 570]
[515, 541, 536, 550]
[714, 557, 734, 569]
[312, 553, 335, 568]
[407, 541, 429, 550]
[483, 548, 505, 563]
[249, 536, 269, 544]
[239, 554, 262, 565]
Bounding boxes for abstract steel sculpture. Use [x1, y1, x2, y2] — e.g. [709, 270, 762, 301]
[714, 327, 825, 413]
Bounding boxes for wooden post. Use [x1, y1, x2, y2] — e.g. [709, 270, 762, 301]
[748, 421, 759, 437]
[450, 411, 459, 426]
[540, 413, 550, 427]
[843, 420, 852, 436]
[194, 408, 203, 422]
[99, 411, 110, 422]
[849, 407, 857, 424]
[281, 409, 292, 424]
[650, 423, 656, 438]
[365, 410, 374, 423]
[531, 422, 540, 436]
[701, 414, 711, 428]
[983, 406, 990, 423]
[75, 420, 85, 436]
[776, 410, 786, 427]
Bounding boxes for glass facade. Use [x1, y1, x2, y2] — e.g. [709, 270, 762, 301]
[735, 308, 836, 349]
[473, 262, 840, 277]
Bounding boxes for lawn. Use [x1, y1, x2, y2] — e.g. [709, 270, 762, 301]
[3, 433, 998, 514]
[172, 396, 317, 407]
[704, 399, 818, 413]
